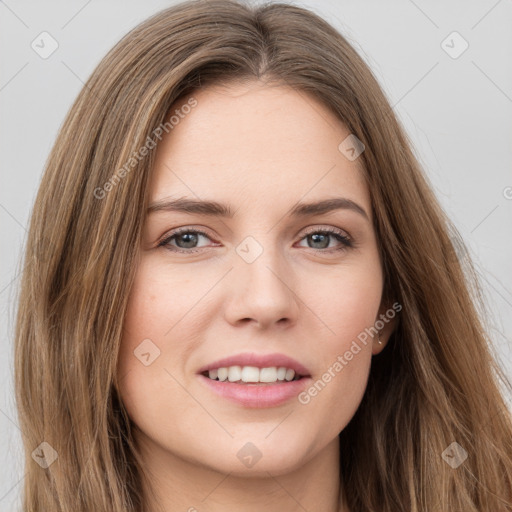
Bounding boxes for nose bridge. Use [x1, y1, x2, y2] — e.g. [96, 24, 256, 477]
[226, 232, 299, 326]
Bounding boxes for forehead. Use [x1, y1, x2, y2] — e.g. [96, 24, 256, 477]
[149, 81, 370, 214]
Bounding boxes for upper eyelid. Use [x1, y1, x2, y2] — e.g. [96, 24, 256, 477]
[164, 224, 350, 239]
[301, 225, 350, 236]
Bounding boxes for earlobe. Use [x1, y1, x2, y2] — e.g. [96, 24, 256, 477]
[373, 327, 390, 355]
[372, 330, 384, 355]
[373, 328, 389, 355]
[372, 303, 397, 354]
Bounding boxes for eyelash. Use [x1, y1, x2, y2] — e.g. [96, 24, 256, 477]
[157, 226, 354, 255]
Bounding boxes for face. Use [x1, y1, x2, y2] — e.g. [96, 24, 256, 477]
[117, 80, 390, 478]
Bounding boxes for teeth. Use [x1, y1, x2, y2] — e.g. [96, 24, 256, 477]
[206, 365, 299, 383]
[276, 367, 287, 380]
[241, 366, 260, 382]
[259, 367, 277, 383]
[217, 368, 228, 381]
[228, 366, 242, 382]
[285, 368, 295, 381]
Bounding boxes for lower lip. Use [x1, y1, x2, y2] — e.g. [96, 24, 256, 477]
[198, 374, 311, 408]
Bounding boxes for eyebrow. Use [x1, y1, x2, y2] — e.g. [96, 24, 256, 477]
[147, 197, 369, 221]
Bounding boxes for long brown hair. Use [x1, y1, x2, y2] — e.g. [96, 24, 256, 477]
[13, 0, 512, 510]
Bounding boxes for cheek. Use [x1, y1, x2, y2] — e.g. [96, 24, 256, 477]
[117, 264, 170, 413]
[120, 260, 192, 350]
[295, 262, 381, 427]
[117, 260, 210, 421]
[312, 260, 383, 347]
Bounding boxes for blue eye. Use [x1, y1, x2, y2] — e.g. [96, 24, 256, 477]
[158, 227, 353, 254]
[158, 228, 213, 253]
[298, 227, 353, 251]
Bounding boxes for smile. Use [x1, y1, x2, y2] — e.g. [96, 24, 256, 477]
[202, 365, 303, 383]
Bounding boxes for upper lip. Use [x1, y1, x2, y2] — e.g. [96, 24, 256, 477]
[197, 352, 311, 377]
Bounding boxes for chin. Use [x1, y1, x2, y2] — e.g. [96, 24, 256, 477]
[195, 437, 309, 477]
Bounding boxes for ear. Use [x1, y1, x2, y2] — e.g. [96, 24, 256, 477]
[372, 301, 400, 355]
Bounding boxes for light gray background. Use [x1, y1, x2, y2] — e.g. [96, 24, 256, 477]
[1, 0, 511, 509]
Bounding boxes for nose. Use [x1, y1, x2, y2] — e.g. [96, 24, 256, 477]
[223, 240, 300, 330]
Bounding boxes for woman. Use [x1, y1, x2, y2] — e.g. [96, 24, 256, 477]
[14, 0, 512, 511]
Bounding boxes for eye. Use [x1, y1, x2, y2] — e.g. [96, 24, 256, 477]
[157, 226, 353, 254]
[158, 228, 215, 253]
[296, 227, 353, 253]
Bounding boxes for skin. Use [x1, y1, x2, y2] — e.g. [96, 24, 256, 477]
[117, 79, 394, 512]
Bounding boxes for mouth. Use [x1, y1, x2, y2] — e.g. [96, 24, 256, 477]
[196, 353, 312, 407]
[200, 365, 306, 384]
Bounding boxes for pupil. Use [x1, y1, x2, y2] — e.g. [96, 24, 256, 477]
[177, 233, 198, 248]
[309, 233, 329, 249]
